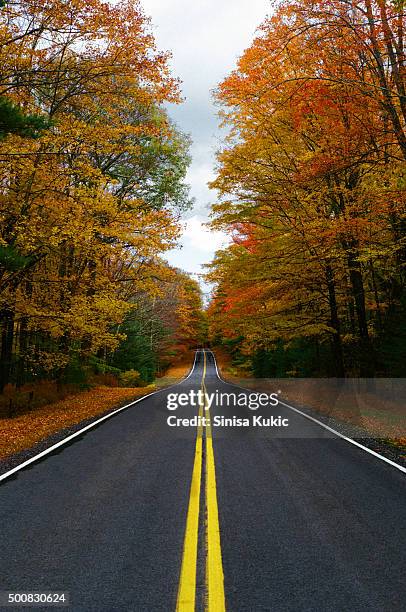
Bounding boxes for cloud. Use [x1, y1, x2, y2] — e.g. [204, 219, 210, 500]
[165, 215, 228, 275]
[182, 216, 227, 254]
[142, 0, 271, 278]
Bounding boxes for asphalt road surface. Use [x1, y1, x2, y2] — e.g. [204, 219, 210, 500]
[1, 350, 405, 611]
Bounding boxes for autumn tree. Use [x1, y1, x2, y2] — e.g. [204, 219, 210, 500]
[108, 265, 206, 381]
[208, 0, 406, 377]
[0, 0, 195, 391]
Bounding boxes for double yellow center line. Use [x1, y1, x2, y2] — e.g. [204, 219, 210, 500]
[176, 351, 226, 612]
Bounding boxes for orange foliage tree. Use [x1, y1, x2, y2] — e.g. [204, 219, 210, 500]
[208, 0, 406, 377]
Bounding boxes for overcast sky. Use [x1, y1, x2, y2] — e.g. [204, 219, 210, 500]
[141, 0, 271, 295]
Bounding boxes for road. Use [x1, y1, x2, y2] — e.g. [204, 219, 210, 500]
[0, 350, 405, 611]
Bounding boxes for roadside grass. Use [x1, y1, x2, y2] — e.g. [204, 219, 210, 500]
[280, 382, 406, 452]
[214, 350, 406, 456]
[0, 356, 193, 461]
[0, 386, 153, 460]
[154, 353, 193, 388]
[155, 364, 190, 388]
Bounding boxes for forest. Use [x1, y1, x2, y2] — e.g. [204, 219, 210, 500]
[2, 0, 406, 415]
[207, 0, 406, 378]
[0, 0, 206, 409]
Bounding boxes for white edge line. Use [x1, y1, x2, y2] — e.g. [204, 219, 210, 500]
[0, 351, 199, 484]
[206, 350, 406, 475]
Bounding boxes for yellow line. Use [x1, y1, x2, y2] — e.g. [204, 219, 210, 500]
[176, 403, 203, 611]
[176, 350, 226, 612]
[205, 383, 226, 612]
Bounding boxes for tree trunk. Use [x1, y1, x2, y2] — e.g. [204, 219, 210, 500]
[0, 308, 15, 392]
[16, 316, 28, 388]
[346, 247, 375, 376]
[325, 265, 345, 377]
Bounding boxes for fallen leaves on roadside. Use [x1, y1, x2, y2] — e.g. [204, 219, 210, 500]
[0, 386, 153, 460]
